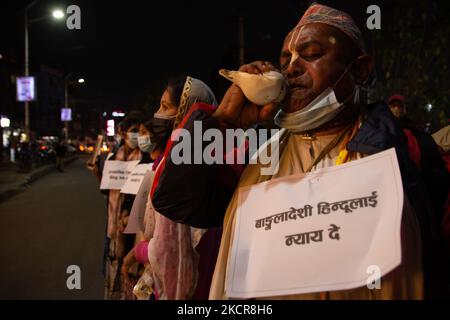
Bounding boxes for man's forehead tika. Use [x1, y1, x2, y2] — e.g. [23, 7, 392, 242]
[287, 26, 304, 52]
[287, 26, 304, 66]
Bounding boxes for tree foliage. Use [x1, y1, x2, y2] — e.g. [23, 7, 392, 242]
[368, 0, 449, 129]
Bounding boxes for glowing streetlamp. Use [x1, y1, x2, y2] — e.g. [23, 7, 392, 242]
[24, 2, 66, 135]
[52, 9, 65, 19]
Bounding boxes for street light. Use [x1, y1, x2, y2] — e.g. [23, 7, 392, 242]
[24, 1, 65, 137]
[52, 9, 65, 19]
[64, 75, 85, 141]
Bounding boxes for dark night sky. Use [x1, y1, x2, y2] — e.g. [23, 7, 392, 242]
[0, 0, 448, 115]
[0, 0, 302, 112]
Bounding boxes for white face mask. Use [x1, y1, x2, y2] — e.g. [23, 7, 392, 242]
[125, 132, 139, 149]
[137, 135, 152, 153]
[274, 60, 359, 133]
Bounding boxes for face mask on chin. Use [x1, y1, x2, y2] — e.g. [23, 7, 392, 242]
[137, 135, 152, 153]
[125, 132, 139, 149]
[275, 60, 360, 133]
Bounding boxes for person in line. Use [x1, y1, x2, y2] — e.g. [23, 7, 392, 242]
[131, 75, 224, 299]
[103, 112, 142, 300]
[119, 117, 162, 298]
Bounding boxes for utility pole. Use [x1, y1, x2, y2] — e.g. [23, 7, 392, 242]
[64, 76, 85, 141]
[238, 13, 245, 65]
[24, 0, 40, 138]
[24, 0, 66, 139]
[24, 7, 30, 136]
[64, 83, 69, 141]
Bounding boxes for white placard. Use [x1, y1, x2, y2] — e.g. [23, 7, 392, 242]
[123, 170, 155, 234]
[227, 148, 404, 298]
[100, 160, 140, 190]
[121, 163, 153, 195]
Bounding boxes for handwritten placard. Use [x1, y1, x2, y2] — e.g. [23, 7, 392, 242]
[100, 160, 140, 190]
[227, 148, 403, 298]
[123, 170, 155, 234]
[121, 163, 153, 195]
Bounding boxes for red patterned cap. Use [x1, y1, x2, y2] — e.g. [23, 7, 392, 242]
[297, 3, 365, 53]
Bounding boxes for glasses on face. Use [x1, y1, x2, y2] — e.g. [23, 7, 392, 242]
[129, 127, 139, 133]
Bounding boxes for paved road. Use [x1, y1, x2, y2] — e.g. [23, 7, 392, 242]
[0, 157, 106, 299]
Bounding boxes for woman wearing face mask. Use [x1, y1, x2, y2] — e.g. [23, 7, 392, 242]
[120, 92, 180, 299]
[137, 119, 166, 166]
[104, 112, 142, 300]
[127, 75, 221, 300]
[120, 118, 170, 298]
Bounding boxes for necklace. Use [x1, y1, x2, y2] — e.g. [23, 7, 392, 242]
[305, 121, 358, 173]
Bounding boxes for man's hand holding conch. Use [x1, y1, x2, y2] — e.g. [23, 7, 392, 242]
[214, 61, 285, 129]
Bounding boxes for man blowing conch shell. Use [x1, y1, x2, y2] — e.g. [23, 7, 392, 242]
[151, 4, 450, 299]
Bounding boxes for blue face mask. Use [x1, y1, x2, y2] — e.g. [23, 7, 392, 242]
[137, 135, 153, 153]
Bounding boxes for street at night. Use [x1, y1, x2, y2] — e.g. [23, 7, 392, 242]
[0, 157, 105, 299]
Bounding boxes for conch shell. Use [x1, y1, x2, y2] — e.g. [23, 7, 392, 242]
[219, 69, 286, 105]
